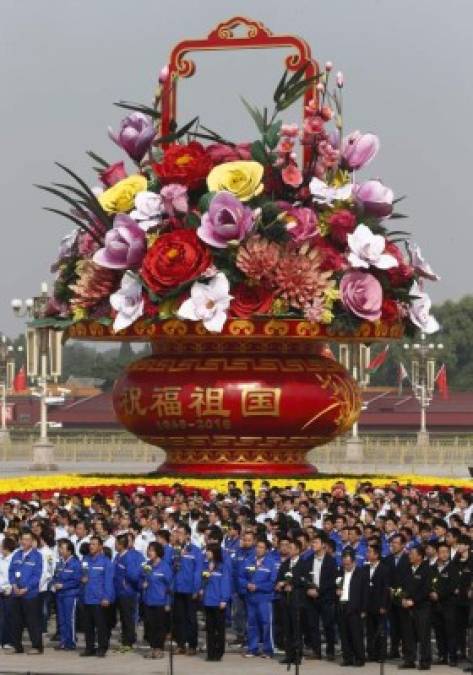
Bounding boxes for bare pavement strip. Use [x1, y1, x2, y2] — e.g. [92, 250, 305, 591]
[0, 652, 461, 675]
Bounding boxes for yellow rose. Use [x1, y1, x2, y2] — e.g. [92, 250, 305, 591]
[98, 175, 147, 213]
[207, 161, 264, 202]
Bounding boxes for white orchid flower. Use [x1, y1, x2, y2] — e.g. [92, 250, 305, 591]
[407, 242, 440, 281]
[130, 191, 164, 231]
[309, 177, 352, 206]
[347, 223, 398, 270]
[408, 281, 440, 334]
[177, 272, 232, 333]
[110, 272, 144, 331]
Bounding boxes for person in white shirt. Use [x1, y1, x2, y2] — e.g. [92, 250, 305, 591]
[70, 521, 91, 559]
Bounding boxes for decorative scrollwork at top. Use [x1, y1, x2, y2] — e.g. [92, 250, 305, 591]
[174, 54, 196, 79]
[162, 320, 188, 337]
[208, 16, 273, 41]
[296, 321, 321, 337]
[263, 320, 289, 337]
[228, 319, 255, 336]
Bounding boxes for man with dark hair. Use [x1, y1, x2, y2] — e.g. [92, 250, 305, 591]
[80, 535, 114, 657]
[173, 523, 203, 656]
[385, 532, 410, 660]
[7, 530, 43, 655]
[364, 541, 390, 662]
[303, 532, 337, 661]
[336, 548, 367, 667]
[113, 532, 145, 651]
[276, 539, 306, 666]
[399, 544, 432, 670]
[430, 541, 459, 666]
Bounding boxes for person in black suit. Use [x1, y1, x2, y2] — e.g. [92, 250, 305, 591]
[430, 542, 459, 666]
[399, 544, 432, 671]
[303, 532, 337, 660]
[276, 539, 307, 666]
[384, 533, 411, 659]
[454, 534, 472, 662]
[336, 548, 367, 667]
[364, 541, 390, 662]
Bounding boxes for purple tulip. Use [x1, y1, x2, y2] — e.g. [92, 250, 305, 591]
[341, 131, 379, 170]
[353, 180, 393, 218]
[108, 112, 156, 162]
[93, 214, 146, 269]
[197, 191, 255, 248]
[340, 270, 383, 321]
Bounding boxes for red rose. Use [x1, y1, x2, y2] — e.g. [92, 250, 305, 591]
[152, 141, 213, 189]
[229, 283, 274, 319]
[381, 298, 400, 322]
[384, 242, 414, 286]
[314, 236, 347, 272]
[326, 209, 357, 246]
[141, 229, 212, 293]
[99, 161, 127, 187]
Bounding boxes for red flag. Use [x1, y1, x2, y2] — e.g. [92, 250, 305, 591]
[367, 345, 390, 372]
[13, 366, 27, 392]
[435, 363, 449, 400]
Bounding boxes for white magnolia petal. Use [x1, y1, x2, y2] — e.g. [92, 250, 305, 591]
[347, 252, 369, 268]
[335, 183, 352, 201]
[177, 298, 199, 321]
[375, 254, 399, 269]
[204, 309, 228, 333]
[209, 272, 230, 300]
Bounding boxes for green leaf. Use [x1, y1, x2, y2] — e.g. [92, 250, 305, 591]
[37, 184, 106, 238]
[240, 97, 266, 133]
[184, 212, 201, 229]
[86, 151, 110, 168]
[113, 100, 160, 119]
[261, 201, 282, 225]
[54, 163, 113, 228]
[198, 192, 216, 213]
[264, 120, 282, 150]
[273, 69, 289, 104]
[43, 208, 103, 245]
[251, 140, 269, 165]
[155, 116, 199, 144]
[390, 212, 408, 219]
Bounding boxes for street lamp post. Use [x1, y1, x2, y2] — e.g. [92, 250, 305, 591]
[0, 335, 23, 443]
[11, 283, 61, 470]
[403, 334, 443, 446]
[339, 343, 370, 461]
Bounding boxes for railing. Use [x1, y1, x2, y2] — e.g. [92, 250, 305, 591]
[1, 432, 473, 468]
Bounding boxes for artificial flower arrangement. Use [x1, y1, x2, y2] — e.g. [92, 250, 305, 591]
[39, 61, 440, 335]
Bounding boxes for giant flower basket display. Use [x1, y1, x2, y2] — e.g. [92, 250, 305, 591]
[36, 17, 439, 476]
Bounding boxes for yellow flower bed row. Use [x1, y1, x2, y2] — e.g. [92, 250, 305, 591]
[0, 473, 471, 497]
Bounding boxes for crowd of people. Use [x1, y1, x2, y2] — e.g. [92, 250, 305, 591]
[0, 478, 472, 671]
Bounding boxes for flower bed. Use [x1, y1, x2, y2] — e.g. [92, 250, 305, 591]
[0, 473, 470, 502]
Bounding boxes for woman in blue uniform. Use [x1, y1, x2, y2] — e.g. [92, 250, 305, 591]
[201, 543, 231, 662]
[140, 541, 173, 660]
[52, 539, 81, 650]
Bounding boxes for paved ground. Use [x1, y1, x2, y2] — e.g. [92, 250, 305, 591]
[0, 650, 469, 675]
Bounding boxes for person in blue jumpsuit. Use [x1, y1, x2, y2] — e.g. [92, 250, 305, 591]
[240, 538, 278, 658]
[113, 533, 144, 651]
[173, 523, 203, 655]
[201, 542, 231, 662]
[52, 538, 81, 650]
[233, 528, 255, 646]
[8, 530, 43, 654]
[140, 541, 173, 660]
[80, 535, 115, 657]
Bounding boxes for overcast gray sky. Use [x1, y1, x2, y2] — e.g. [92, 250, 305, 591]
[2, 0, 472, 337]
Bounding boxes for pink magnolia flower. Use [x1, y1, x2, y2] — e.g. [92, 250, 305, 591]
[110, 273, 144, 331]
[340, 270, 383, 321]
[285, 207, 318, 244]
[408, 281, 440, 334]
[93, 214, 146, 270]
[282, 164, 303, 188]
[353, 180, 393, 218]
[108, 112, 156, 163]
[197, 191, 254, 248]
[177, 272, 232, 333]
[347, 224, 398, 270]
[342, 131, 379, 170]
[160, 183, 189, 216]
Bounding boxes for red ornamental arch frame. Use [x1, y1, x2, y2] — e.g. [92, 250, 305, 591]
[159, 16, 319, 168]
